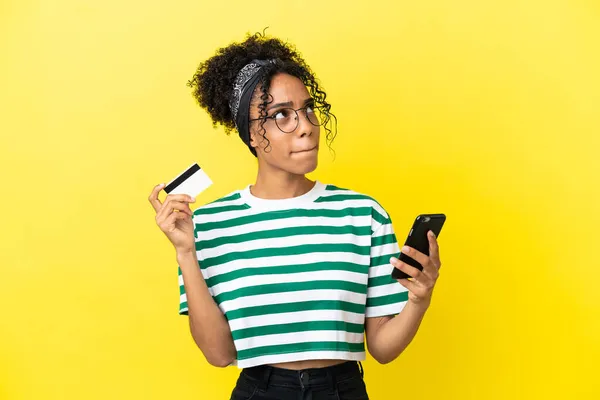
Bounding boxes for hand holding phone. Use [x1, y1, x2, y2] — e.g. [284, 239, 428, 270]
[391, 213, 446, 280]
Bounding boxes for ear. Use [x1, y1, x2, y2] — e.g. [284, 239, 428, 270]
[248, 130, 258, 153]
[249, 128, 265, 153]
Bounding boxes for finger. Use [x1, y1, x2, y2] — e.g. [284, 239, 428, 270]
[391, 256, 437, 289]
[428, 230, 442, 270]
[173, 201, 193, 216]
[400, 245, 430, 271]
[401, 242, 438, 278]
[159, 200, 193, 221]
[156, 198, 194, 223]
[390, 256, 423, 281]
[148, 183, 166, 212]
[165, 193, 196, 204]
[396, 278, 419, 294]
[163, 193, 196, 205]
[160, 209, 191, 232]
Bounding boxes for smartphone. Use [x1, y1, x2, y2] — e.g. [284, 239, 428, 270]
[391, 213, 446, 280]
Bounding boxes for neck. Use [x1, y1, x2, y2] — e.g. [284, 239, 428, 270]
[251, 169, 315, 200]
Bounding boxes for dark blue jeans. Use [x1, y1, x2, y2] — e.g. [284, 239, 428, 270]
[230, 360, 369, 400]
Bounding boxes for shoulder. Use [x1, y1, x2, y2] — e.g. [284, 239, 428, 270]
[191, 188, 248, 216]
[320, 183, 392, 228]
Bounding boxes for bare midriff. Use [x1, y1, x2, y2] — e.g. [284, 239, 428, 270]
[267, 359, 348, 370]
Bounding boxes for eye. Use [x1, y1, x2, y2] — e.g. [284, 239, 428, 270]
[274, 109, 293, 119]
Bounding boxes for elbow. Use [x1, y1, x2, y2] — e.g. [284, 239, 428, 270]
[188, 321, 236, 368]
[191, 335, 235, 368]
[366, 342, 386, 364]
[199, 346, 235, 368]
[371, 352, 394, 365]
[369, 346, 397, 365]
[207, 355, 233, 368]
[375, 355, 395, 365]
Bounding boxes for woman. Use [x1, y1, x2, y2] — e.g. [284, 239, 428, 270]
[148, 30, 442, 400]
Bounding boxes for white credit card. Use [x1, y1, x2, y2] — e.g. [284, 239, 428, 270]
[164, 163, 212, 198]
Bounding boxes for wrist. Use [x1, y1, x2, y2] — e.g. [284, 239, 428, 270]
[407, 298, 430, 314]
[176, 249, 197, 263]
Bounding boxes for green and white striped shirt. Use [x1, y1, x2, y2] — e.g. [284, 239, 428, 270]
[178, 181, 408, 368]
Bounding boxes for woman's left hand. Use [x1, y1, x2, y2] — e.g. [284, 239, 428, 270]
[390, 230, 442, 309]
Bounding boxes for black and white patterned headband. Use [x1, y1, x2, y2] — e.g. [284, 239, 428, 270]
[229, 58, 277, 157]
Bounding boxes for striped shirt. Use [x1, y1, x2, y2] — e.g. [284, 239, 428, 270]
[178, 181, 408, 368]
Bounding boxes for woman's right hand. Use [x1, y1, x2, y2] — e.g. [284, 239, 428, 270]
[148, 183, 196, 254]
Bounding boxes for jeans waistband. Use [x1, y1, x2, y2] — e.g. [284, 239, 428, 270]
[242, 360, 364, 392]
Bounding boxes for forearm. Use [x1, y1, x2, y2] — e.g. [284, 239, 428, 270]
[368, 301, 429, 364]
[177, 251, 237, 367]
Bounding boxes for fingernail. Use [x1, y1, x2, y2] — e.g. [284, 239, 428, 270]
[190, 196, 196, 202]
[390, 257, 398, 263]
[402, 246, 410, 253]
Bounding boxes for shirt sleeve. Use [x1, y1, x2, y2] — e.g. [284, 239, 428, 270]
[178, 265, 189, 315]
[365, 213, 409, 318]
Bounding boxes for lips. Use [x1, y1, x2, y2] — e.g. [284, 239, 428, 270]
[293, 145, 318, 154]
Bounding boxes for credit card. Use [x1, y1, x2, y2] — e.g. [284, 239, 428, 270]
[163, 163, 212, 198]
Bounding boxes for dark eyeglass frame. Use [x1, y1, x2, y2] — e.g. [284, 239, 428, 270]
[248, 102, 326, 133]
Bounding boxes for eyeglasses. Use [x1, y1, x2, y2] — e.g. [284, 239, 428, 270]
[249, 103, 326, 133]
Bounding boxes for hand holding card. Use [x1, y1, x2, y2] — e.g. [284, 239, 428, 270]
[148, 163, 213, 254]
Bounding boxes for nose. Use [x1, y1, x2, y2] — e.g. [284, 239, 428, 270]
[296, 109, 314, 137]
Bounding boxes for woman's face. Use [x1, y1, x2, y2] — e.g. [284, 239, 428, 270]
[248, 72, 320, 175]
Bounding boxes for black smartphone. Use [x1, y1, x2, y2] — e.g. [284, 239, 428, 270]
[391, 213, 446, 280]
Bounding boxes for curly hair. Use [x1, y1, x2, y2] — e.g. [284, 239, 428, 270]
[186, 27, 337, 157]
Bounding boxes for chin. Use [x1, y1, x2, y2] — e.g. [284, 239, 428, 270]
[288, 157, 318, 175]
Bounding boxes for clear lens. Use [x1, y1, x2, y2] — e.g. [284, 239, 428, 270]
[274, 106, 325, 133]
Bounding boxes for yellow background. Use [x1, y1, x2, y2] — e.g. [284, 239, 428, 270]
[1, 0, 599, 398]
